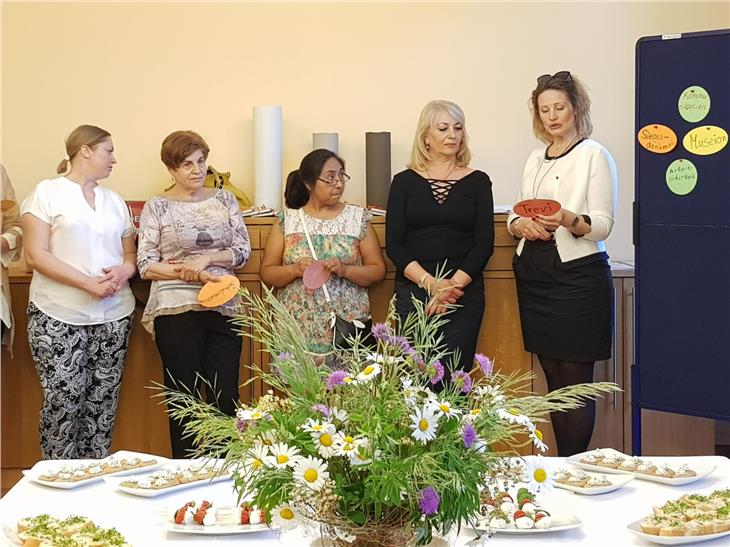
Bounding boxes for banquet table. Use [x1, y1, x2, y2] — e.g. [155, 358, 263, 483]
[0, 456, 728, 546]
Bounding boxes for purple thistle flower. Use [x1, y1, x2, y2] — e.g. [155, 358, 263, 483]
[391, 335, 415, 355]
[371, 323, 390, 340]
[235, 417, 249, 433]
[462, 423, 477, 448]
[452, 370, 473, 393]
[419, 486, 440, 515]
[428, 361, 445, 385]
[326, 370, 349, 390]
[311, 404, 330, 417]
[475, 354, 493, 377]
[276, 351, 293, 361]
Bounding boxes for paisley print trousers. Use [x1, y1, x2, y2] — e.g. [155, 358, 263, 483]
[27, 302, 134, 459]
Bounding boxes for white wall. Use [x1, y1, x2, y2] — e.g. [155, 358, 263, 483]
[2, 2, 728, 260]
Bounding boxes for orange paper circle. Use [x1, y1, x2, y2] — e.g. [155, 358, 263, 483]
[513, 199, 561, 217]
[637, 124, 677, 154]
[198, 275, 241, 307]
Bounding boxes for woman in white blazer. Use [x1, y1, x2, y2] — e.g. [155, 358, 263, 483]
[507, 71, 618, 457]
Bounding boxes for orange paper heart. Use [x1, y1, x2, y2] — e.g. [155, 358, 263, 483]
[198, 275, 241, 307]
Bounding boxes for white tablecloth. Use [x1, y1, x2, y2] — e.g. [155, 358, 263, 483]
[1, 456, 728, 546]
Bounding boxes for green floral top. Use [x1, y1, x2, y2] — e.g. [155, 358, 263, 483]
[277, 204, 372, 354]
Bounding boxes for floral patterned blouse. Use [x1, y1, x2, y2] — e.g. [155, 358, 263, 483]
[137, 189, 250, 335]
[277, 204, 372, 354]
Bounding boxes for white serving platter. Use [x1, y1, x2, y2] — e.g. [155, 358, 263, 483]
[160, 506, 276, 536]
[627, 519, 730, 545]
[554, 471, 635, 495]
[22, 450, 168, 490]
[104, 467, 232, 497]
[473, 512, 581, 534]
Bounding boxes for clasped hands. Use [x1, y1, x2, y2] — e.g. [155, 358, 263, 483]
[86, 264, 135, 298]
[425, 277, 464, 316]
[167, 255, 219, 283]
[293, 257, 349, 279]
[517, 208, 576, 241]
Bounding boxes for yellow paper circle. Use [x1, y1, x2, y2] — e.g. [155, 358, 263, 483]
[682, 126, 728, 156]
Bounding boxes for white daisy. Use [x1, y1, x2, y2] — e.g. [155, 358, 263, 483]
[475, 384, 506, 405]
[328, 406, 349, 424]
[312, 424, 338, 459]
[348, 438, 374, 466]
[245, 442, 272, 471]
[463, 408, 482, 422]
[237, 407, 268, 421]
[524, 455, 554, 495]
[529, 427, 549, 452]
[410, 406, 440, 443]
[496, 407, 532, 427]
[356, 362, 381, 383]
[270, 504, 299, 530]
[269, 442, 301, 468]
[430, 399, 462, 419]
[259, 430, 277, 446]
[301, 418, 332, 434]
[333, 432, 363, 457]
[293, 456, 330, 491]
[402, 377, 417, 405]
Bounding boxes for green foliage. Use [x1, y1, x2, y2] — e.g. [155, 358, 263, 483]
[163, 286, 620, 544]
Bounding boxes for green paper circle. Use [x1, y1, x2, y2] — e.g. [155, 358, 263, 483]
[666, 159, 698, 196]
[678, 86, 710, 123]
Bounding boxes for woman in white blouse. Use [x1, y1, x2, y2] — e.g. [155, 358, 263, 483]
[507, 72, 618, 457]
[22, 125, 137, 459]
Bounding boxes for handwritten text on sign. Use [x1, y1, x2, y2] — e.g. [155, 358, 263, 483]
[637, 124, 677, 154]
[665, 159, 698, 196]
[198, 275, 241, 307]
[513, 199, 561, 217]
[683, 126, 728, 156]
[678, 86, 710, 123]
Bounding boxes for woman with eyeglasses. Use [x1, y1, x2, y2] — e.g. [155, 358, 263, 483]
[137, 130, 250, 458]
[260, 148, 386, 355]
[386, 100, 495, 387]
[507, 72, 617, 456]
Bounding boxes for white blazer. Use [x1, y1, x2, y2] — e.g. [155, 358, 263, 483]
[507, 139, 618, 262]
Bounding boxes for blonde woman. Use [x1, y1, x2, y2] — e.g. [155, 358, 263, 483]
[22, 125, 136, 459]
[507, 72, 617, 456]
[386, 100, 494, 386]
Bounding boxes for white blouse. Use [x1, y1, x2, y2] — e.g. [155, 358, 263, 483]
[507, 139, 618, 262]
[21, 177, 135, 325]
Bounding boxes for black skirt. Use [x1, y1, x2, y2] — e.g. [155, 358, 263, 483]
[513, 239, 613, 362]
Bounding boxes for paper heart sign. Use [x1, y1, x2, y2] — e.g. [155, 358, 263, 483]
[513, 199, 562, 217]
[303, 261, 331, 290]
[198, 275, 241, 307]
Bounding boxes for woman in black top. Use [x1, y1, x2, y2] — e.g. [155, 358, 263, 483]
[386, 100, 494, 385]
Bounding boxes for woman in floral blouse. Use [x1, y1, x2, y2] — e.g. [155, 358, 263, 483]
[260, 149, 385, 355]
[137, 130, 250, 458]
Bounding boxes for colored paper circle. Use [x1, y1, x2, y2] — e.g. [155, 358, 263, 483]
[198, 275, 241, 307]
[512, 199, 562, 217]
[637, 124, 677, 154]
[303, 261, 331, 290]
[682, 125, 728, 156]
[665, 159, 698, 196]
[678, 86, 711, 123]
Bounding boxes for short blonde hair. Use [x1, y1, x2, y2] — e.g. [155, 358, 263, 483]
[529, 72, 593, 144]
[407, 100, 472, 170]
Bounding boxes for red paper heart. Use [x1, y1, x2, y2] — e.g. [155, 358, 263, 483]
[513, 199, 561, 217]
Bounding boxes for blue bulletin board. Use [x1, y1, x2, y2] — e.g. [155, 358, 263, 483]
[634, 29, 730, 453]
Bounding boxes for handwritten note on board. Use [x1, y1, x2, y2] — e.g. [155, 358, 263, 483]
[682, 126, 728, 156]
[665, 159, 698, 196]
[637, 124, 677, 154]
[678, 86, 711, 123]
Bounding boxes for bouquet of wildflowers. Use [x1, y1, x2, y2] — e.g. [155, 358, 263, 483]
[164, 288, 617, 546]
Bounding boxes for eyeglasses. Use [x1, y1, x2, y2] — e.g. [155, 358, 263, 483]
[317, 171, 351, 185]
[537, 71, 573, 87]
